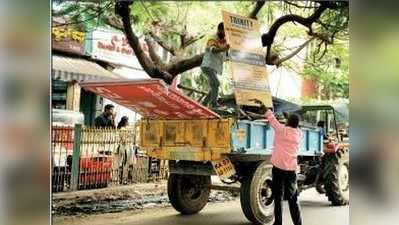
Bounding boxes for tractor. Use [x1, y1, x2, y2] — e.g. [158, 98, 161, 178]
[81, 79, 349, 225]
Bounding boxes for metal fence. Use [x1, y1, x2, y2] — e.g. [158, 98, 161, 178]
[52, 126, 74, 192]
[51, 125, 168, 192]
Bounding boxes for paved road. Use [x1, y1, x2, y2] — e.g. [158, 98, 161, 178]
[53, 188, 348, 225]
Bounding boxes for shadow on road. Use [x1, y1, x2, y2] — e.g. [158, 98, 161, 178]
[134, 211, 252, 225]
[299, 199, 331, 207]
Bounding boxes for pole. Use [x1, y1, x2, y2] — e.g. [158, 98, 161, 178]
[71, 124, 82, 191]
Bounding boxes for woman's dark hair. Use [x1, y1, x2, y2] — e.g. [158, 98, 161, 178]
[218, 22, 224, 30]
[117, 116, 129, 129]
[287, 113, 300, 128]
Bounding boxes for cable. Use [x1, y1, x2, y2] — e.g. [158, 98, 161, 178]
[53, 1, 113, 27]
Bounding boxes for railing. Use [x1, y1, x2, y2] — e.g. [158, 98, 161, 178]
[52, 126, 74, 192]
[51, 125, 168, 192]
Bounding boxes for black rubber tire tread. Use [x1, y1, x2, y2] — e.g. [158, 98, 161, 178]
[323, 148, 349, 206]
[240, 162, 274, 225]
[167, 173, 181, 213]
[167, 174, 211, 215]
[240, 165, 259, 224]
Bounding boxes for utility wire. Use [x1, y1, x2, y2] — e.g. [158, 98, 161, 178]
[53, 1, 113, 27]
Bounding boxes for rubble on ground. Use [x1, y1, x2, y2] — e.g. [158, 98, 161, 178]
[53, 186, 238, 216]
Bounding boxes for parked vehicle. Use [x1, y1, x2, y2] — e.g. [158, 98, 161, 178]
[81, 79, 350, 225]
[295, 105, 349, 206]
[139, 103, 349, 224]
[52, 109, 116, 190]
[52, 109, 84, 192]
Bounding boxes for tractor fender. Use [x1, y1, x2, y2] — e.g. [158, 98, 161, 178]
[323, 141, 349, 154]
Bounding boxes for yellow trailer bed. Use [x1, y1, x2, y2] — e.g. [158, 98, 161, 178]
[139, 118, 233, 161]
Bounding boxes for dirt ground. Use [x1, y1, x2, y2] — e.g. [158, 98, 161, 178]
[53, 188, 349, 225]
[52, 178, 238, 216]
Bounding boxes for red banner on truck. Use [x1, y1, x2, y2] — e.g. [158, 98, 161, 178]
[80, 79, 219, 119]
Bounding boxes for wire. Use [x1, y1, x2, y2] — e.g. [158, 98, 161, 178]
[53, 1, 113, 28]
[275, 67, 283, 97]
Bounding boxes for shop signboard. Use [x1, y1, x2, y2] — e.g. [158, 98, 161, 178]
[85, 28, 148, 69]
[52, 26, 85, 55]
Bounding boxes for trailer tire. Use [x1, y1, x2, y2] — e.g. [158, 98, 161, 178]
[323, 148, 349, 206]
[240, 161, 274, 225]
[167, 174, 211, 215]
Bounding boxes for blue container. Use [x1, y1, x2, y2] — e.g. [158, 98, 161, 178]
[231, 120, 322, 156]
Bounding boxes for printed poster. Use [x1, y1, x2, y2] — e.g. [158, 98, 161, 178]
[222, 11, 272, 107]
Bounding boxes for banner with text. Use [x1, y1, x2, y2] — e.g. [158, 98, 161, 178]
[85, 28, 148, 69]
[80, 79, 219, 120]
[222, 11, 272, 107]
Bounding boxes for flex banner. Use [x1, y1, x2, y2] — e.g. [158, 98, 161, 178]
[80, 79, 220, 120]
[222, 11, 272, 107]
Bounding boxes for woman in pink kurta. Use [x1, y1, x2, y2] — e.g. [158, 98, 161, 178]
[265, 109, 303, 225]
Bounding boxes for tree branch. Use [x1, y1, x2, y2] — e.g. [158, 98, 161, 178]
[116, 0, 206, 83]
[249, 1, 265, 19]
[101, 14, 124, 30]
[277, 37, 316, 65]
[144, 36, 167, 68]
[262, 1, 347, 65]
[166, 53, 204, 75]
[317, 42, 328, 61]
[116, 0, 172, 83]
[262, 4, 326, 47]
[308, 31, 332, 44]
[148, 31, 176, 55]
[284, 1, 318, 9]
[182, 34, 205, 49]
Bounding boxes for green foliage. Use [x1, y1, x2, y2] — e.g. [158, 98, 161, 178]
[52, 0, 114, 32]
[303, 41, 349, 99]
[53, 1, 349, 100]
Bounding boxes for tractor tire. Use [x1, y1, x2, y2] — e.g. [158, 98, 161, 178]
[323, 148, 349, 206]
[167, 174, 211, 215]
[240, 161, 274, 225]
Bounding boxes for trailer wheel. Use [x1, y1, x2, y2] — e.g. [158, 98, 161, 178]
[240, 161, 274, 225]
[167, 174, 211, 215]
[323, 148, 349, 205]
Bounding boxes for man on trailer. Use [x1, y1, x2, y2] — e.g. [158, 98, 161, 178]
[200, 22, 230, 108]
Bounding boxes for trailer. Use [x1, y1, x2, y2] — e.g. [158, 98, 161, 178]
[81, 79, 349, 225]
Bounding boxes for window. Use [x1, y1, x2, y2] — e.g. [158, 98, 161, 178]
[52, 80, 68, 109]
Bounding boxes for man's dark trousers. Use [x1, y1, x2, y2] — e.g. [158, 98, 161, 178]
[201, 67, 220, 108]
[272, 166, 302, 225]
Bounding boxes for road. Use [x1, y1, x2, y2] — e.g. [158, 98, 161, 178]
[53, 188, 348, 225]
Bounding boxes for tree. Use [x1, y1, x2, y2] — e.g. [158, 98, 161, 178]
[302, 40, 349, 99]
[260, 1, 348, 66]
[114, 0, 348, 84]
[53, 1, 348, 88]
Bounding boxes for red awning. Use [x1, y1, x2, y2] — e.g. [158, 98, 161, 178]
[80, 79, 219, 119]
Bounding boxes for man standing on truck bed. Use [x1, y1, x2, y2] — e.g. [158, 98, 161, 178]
[200, 22, 230, 108]
[265, 109, 303, 225]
